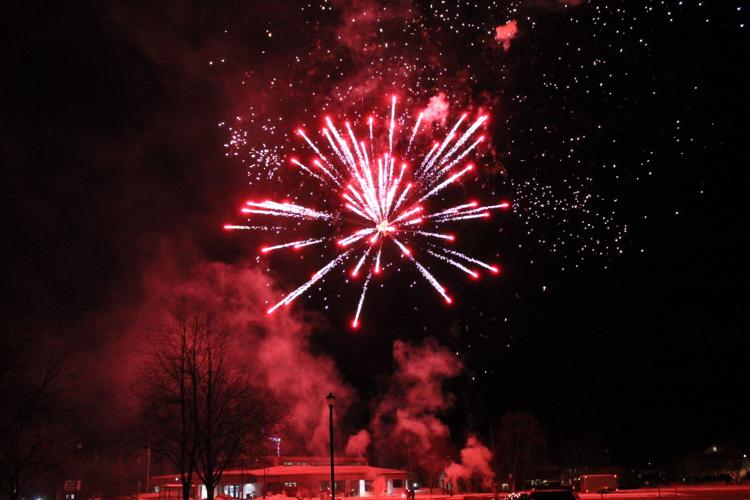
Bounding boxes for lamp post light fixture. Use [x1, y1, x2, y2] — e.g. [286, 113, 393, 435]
[327, 393, 336, 500]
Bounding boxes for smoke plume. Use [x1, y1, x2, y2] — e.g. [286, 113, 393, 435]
[96, 257, 353, 455]
[494, 20, 518, 51]
[444, 436, 495, 491]
[345, 429, 372, 457]
[422, 92, 450, 126]
[370, 339, 462, 476]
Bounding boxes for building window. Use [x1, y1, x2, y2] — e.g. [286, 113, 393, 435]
[223, 485, 241, 498]
[392, 480, 403, 489]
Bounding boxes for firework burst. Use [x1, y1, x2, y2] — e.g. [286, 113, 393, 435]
[225, 96, 510, 328]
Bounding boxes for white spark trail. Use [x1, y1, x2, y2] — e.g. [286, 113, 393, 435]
[297, 129, 337, 174]
[434, 212, 489, 223]
[346, 122, 365, 167]
[406, 112, 424, 154]
[368, 117, 374, 159]
[417, 164, 474, 203]
[267, 250, 351, 314]
[420, 113, 467, 176]
[312, 159, 342, 186]
[426, 249, 478, 278]
[412, 231, 455, 241]
[439, 246, 499, 273]
[409, 254, 452, 303]
[418, 142, 440, 171]
[352, 246, 372, 277]
[262, 238, 326, 253]
[338, 228, 376, 246]
[436, 115, 488, 170]
[352, 271, 372, 328]
[244, 201, 333, 220]
[290, 158, 327, 185]
[326, 117, 358, 172]
[388, 95, 396, 158]
[430, 136, 485, 187]
[323, 128, 349, 174]
[223, 224, 283, 231]
[425, 202, 479, 218]
[392, 182, 413, 214]
[391, 237, 411, 256]
[374, 245, 382, 274]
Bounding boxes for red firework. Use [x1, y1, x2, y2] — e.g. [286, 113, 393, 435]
[225, 96, 510, 328]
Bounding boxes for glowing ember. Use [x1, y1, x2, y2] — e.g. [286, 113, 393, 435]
[226, 96, 510, 328]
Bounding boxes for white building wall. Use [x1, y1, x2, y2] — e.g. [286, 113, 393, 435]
[243, 483, 257, 498]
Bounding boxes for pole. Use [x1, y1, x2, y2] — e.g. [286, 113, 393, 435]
[329, 402, 335, 499]
[327, 393, 335, 500]
[145, 446, 151, 494]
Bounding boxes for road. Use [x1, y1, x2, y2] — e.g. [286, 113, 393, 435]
[576, 485, 750, 500]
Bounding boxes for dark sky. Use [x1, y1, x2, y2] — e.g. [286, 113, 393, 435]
[2, 0, 748, 468]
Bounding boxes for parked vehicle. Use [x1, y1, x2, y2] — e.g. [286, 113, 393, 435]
[507, 488, 578, 500]
[578, 474, 618, 493]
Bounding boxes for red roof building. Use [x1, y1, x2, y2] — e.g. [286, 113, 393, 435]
[150, 457, 411, 500]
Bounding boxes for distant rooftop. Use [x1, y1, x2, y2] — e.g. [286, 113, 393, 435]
[151, 456, 408, 485]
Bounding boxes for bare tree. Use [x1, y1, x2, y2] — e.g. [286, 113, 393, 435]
[494, 411, 548, 492]
[136, 302, 282, 500]
[191, 314, 281, 500]
[560, 434, 610, 470]
[0, 330, 74, 500]
[136, 304, 204, 500]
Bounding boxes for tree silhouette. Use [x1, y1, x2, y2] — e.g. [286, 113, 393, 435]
[494, 411, 548, 491]
[0, 330, 75, 500]
[136, 302, 282, 500]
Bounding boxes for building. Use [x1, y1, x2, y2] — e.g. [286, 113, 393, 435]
[56, 480, 81, 500]
[150, 456, 411, 500]
[676, 443, 750, 483]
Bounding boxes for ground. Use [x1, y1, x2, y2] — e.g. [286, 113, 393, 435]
[407, 485, 750, 500]
[577, 485, 750, 499]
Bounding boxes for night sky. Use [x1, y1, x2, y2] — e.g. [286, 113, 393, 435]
[3, 0, 748, 469]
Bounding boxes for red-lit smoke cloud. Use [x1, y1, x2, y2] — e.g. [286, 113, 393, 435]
[494, 20, 518, 51]
[328, 0, 419, 104]
[421, 92, 450, 126]
[345, 429, 372, 457]
[369, 339, 462, 472]
[444, 436, 495, 490]
[98, 257, 353, 455]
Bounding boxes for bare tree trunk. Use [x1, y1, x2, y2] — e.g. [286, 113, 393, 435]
[181, 476, 192, 500]
[182, 328, 193, 500]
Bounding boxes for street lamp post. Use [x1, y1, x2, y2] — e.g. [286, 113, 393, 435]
[327, 393, 336, 500]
